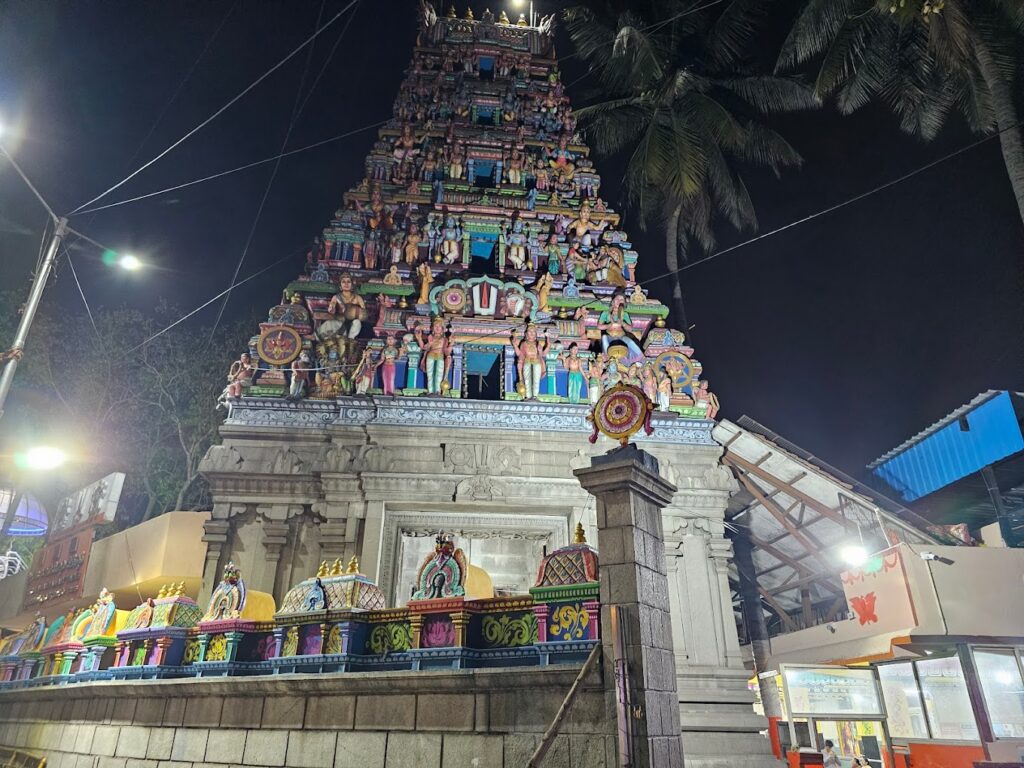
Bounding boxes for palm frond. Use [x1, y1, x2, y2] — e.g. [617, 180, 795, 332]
[777, 0, 869, 72]
[718, 75, 822, 113]
[704, 0, 772, 72]
[735, 122, 803, 174]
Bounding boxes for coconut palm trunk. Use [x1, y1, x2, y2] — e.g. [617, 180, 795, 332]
[663, 201, 690, 338]
[977, 41, 1024, 229]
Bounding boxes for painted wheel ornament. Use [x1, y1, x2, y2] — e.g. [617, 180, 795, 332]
[256, 325, 303, 366]
[587, 383, 655, 446]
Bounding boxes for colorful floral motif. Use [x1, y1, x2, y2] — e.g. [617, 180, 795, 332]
[323, 624, 343, 655]
[205, 634, 228, 662]
[182, 638, 201, 664]
[548, 603, 589, 641]
[368, 622, 412, 654]
[482, 613, 538, 647]
[421, 615, 455, 648]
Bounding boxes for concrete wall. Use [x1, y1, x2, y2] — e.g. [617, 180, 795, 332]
[769, 544, 1024, 664]
[0, 668, 614, 768]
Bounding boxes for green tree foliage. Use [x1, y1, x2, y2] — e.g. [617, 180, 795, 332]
[564, 0, 818, 330]
[779, 0, 1024, 227]
[0, 289, 250, 528]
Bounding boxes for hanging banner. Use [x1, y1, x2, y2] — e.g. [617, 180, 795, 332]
[840, 545, 918, 634]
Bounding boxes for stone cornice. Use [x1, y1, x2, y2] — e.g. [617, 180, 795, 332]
[223, 396, 715, 446]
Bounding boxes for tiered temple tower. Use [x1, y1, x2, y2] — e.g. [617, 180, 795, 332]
[200, 7, 773, 767]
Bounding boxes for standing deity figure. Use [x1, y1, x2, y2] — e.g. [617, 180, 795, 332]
[376, 334, 400, 396]
[559, 343, 586, 404]
[544, 235, 562, 275]
[219, 352, 255, 408]
[438, 215, 462, 264]
[447, 142, 465, 180]
[511, 325, 549, 400]
[415, 317, 451, 395]
[505, 217, 529, 270]
[506, 148, 525, 185]
[352, 348, 376, 395]
[404, 222, 423, 265]
[657, 369, 673, 411]
[288, 352, 312, 401]
[416, 262, 435, 305]
[640, 364, 658, 405]
[587, 353, 607, 406]
[597, 289, 643, 358]
[534, 272, 553, 313]
[321, 273, 367, 340]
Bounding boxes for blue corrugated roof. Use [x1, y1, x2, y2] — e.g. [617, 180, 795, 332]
[870, 391, 1024, 502]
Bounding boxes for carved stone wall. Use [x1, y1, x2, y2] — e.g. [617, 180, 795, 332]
[199, 397, 776, 767]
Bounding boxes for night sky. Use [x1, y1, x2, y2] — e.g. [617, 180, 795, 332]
[1, 0, 1022, 479]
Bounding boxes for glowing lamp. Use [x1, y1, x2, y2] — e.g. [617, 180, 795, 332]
[840, 544, 869, 568]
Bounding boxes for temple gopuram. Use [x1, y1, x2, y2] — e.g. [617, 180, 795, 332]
[197, 7, 770, 767]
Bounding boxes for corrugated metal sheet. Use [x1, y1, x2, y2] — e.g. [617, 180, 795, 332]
[870, 391, 1024, 502]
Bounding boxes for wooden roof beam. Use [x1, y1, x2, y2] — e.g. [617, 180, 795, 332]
[725, 453, 858, 532]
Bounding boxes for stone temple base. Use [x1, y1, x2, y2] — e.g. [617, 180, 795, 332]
[199, 395, 778, 766]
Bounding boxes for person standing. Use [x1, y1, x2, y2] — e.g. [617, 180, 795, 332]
[822, 740, 841, 768]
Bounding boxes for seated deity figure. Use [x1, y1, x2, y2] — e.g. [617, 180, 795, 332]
[597, 289, 644, 358]
[320, 273, 367, 340]
[218, 352, 255, 409]
[567, 201, 608, 246]
[393, 123, 421, 163]
[438, 214, 462, 264]
[511, 324, 549, 400]
[414, 317, 451, 395]
[505, 217, 529, 270]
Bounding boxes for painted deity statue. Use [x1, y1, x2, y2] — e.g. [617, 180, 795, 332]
[567, 201, 607, 247]
[218, 352, 255, 409]
[587, 353, 607, 406]
[288, 352, 312, 401]
[415, 317, 451, 395]
[694, 380, 720, 419]
[376, 334, 400, 396]
[404, 222, 423, 265]
[416, 262, 434, 305]
[544, 235, 562, 276]
[559, 343, 586, 404]
[352, 348, 376, 395]
[321, 273, 367, 340]
[657, 369, 673, 411]
[597, 289, 643, 358]
[506, 148, 525, 185]
[511, 324, 549, 400]
[505, 217, 529, 270]
[549, 135, 576, 179]
[393, 123, 420, 163]
[534, 272, 553, 313]
[438, 215, 462, 264]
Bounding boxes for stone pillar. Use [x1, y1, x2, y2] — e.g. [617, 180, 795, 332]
[575, 444, 685, 768]
[199, 519, 231, 607]
[260, 520, 291, 600]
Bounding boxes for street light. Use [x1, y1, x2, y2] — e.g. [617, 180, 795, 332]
[840, 544, 869, 568]
[22, 446, 67, 471]
[118, 254, 141, 271]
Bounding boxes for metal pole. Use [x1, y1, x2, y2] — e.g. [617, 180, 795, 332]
[0, 216, 67, 419]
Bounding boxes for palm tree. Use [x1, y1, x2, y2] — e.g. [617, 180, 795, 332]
[779, 0, 1024, 228]
[564, 0, 818, 333]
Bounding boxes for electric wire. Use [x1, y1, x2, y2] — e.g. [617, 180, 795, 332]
[68, 0, 361, 215]
[64, 247, 104, 351]
[70, 119, 389, 216]
[209, 0, 342, 339]
[0, 143, 58, 222]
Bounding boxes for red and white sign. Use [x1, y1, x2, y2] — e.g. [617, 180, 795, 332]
[840, 546, 918, 634]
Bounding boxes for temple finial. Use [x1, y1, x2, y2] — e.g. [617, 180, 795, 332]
[346, 556, 360, 575]
[331, 558, 343, 576]
[574, 523, 587, 544]
[317, 560, 329, 578]
[157, 584, 167, 599]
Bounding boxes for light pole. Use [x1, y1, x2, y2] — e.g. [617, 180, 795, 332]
[0, 216, 68, 419]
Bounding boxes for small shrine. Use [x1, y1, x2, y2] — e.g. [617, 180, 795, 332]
[0, 616, 46, 682]
[35, 589, 126, 679]
[109, 582, 204, 677]
[185, 563, 276, 673]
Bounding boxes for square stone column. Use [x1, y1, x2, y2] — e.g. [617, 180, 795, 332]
[575, 444, 684, 768]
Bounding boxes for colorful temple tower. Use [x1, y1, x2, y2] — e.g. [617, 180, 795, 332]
[200, 7, 770, 767]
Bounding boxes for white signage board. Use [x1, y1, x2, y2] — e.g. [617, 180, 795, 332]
[782, 665, 885, 718]
[52, 472, 125, 532]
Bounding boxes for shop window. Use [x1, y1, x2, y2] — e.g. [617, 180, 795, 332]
[916, 656, 979, 741]
[974, 649, 1024, 738]
[878, 663, 929, 739]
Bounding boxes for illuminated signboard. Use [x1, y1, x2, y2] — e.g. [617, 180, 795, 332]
[782, 665, 885, 718]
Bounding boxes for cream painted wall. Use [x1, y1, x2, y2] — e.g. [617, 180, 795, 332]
[83, 510, 210, 602]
